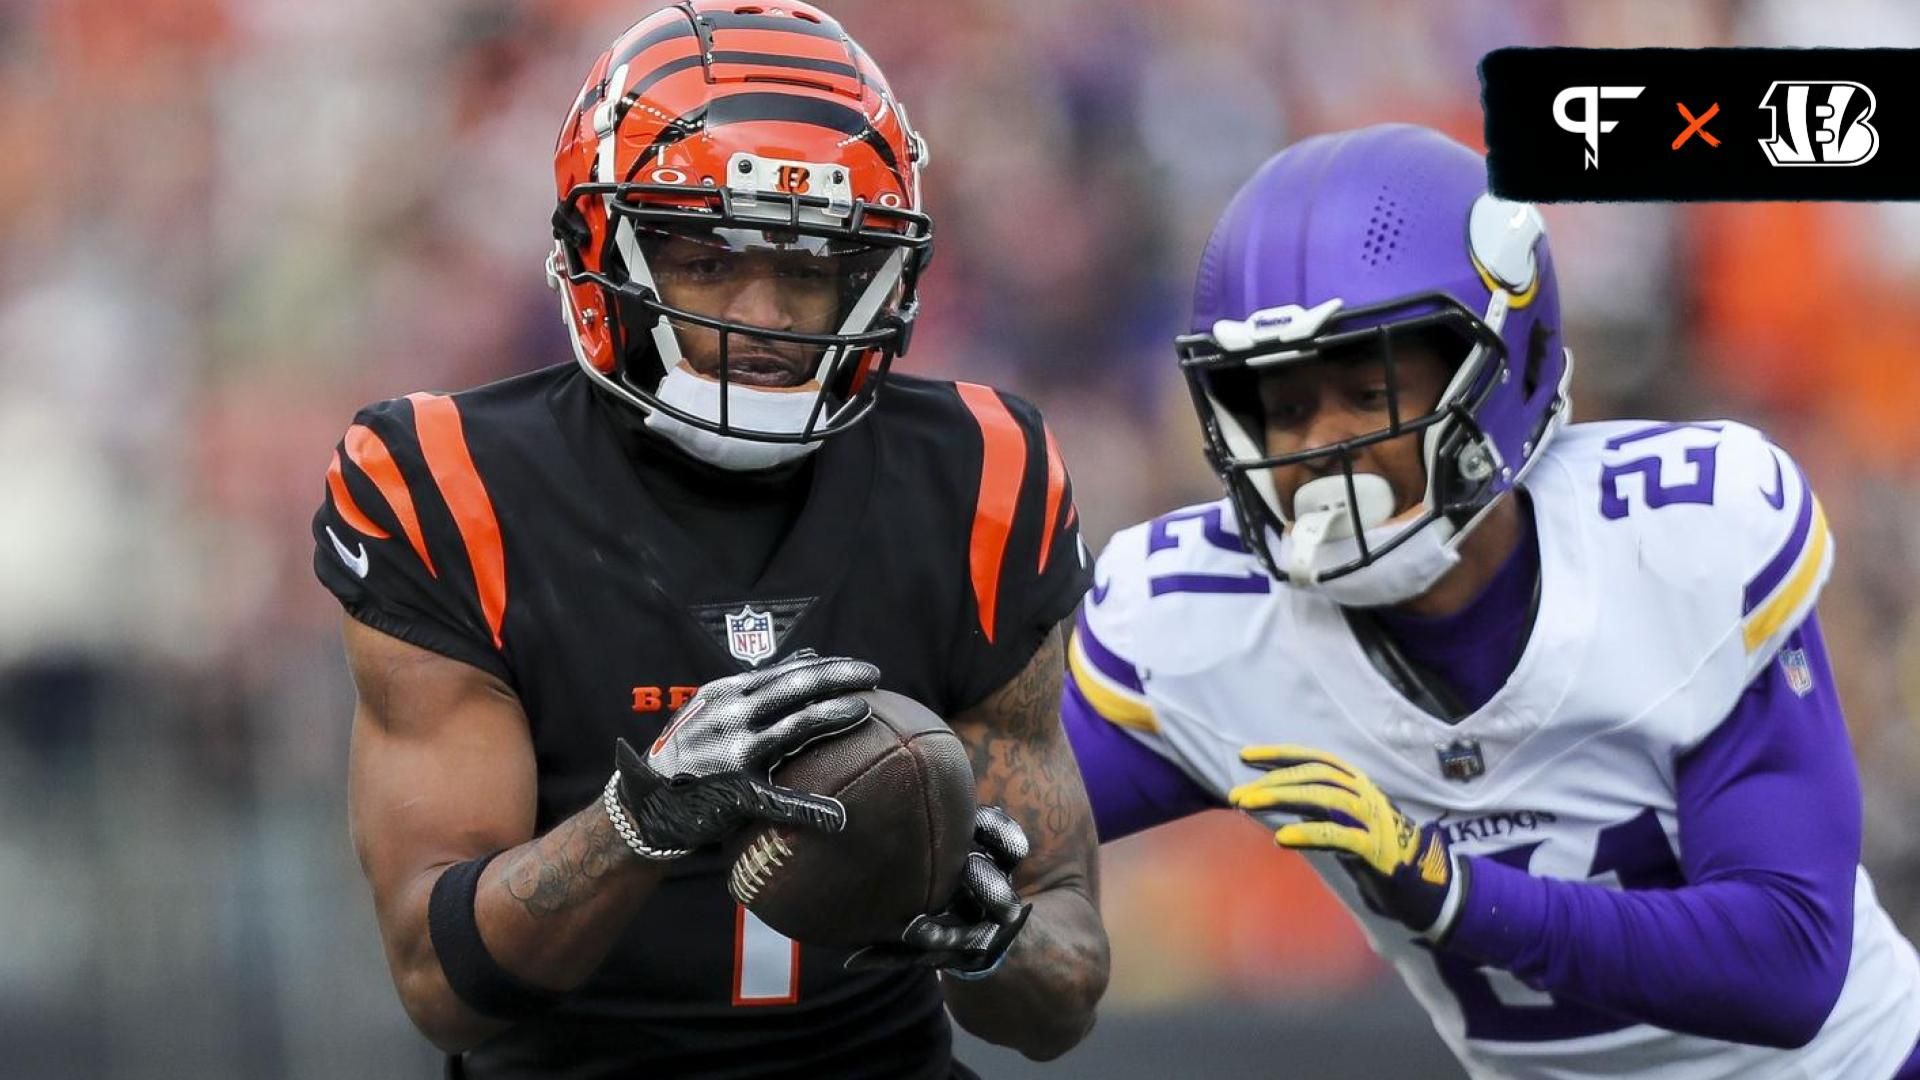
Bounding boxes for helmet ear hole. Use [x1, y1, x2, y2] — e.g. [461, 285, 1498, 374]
[1523, 320, 1551, 400]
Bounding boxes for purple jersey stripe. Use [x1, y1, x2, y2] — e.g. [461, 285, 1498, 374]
[1074, 607, 1145, 693]
[1147, 571, 1272, 597]
[1743, 460, 1813, 615]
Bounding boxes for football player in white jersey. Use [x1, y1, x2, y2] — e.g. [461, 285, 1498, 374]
[1063, 124, 1920, 1079]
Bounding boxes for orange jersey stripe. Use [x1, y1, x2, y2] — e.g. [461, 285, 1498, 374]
[344, 424, 436, 577]
[1038, 425, 1068, 573]
[408, 393, 508, 650]
[956, 383, 1028, 645]
[326, 449, 390, 539]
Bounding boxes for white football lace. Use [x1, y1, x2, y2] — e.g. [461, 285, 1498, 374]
[728, 830, 794, 905]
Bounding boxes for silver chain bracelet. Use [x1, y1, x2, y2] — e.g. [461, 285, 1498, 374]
[602, 772, 692, 862]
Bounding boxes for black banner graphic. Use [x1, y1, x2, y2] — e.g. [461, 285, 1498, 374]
[1482, 48, 1919, 201]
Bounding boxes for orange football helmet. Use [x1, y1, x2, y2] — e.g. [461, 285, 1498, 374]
[548, 1, 932, 463]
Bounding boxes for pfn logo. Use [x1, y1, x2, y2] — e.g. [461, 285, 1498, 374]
[1552, 85, 1645, 169]
[1758, 81, 1879, 166]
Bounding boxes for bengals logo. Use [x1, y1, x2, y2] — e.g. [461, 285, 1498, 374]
[774, 165, 811, 194]
[1758, 81, 1879, 167]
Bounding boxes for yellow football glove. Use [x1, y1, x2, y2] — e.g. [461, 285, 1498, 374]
[1229, 745, 1465, 938]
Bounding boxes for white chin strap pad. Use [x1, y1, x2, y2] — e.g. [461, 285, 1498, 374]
[642, 362, 825, 472]
[1286, 474, 1396, 583]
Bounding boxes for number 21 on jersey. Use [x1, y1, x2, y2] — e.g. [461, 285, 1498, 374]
[1598, 422, 1723, 520]
[1431, 809, 1683, 1040]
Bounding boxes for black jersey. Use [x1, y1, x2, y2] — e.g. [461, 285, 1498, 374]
[312, 363, 1090, 1079]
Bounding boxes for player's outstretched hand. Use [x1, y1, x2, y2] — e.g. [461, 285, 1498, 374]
[606, 650, 880, 860]
[1230, 745, 1466, 940]
[843, 805, 1032, 979]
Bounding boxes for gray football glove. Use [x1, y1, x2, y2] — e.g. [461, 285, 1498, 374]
[611, 650, 879, 858]
[844, 805, 1032, 979]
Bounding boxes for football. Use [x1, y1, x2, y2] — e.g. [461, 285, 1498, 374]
[727, 688, 977, 948]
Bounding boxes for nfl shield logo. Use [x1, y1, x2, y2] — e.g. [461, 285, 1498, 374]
[1436, 738, 1486, 783]
[1780, 648, 1815, 697]
[725, 605, 777, 666]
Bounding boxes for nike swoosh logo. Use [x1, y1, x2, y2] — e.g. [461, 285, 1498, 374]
[1759, 452, 1786, 510]
[326, 526, 370, 579]
[1090, 576, 1111, 605]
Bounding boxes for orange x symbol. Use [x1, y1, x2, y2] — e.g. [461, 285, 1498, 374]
[1673, 102, 1720, 149]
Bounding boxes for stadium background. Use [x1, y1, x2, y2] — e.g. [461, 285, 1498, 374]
[3, 0, 1919, 1076]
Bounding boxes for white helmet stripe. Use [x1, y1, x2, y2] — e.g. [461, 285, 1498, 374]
[607, 216, 685, 379]
[1204, 389, 1285, 524]
[594, 63, 629, 183]
[811, 247, 906, 405]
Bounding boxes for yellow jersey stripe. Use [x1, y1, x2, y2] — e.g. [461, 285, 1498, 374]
[1744, 500, 1831, 653]
[1067, 630, 1158, 734]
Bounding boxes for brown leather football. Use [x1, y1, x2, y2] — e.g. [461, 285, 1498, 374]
[727, 688, 976, 948]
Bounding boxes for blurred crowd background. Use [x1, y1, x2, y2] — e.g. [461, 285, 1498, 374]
[4, 0, 1920, 1076]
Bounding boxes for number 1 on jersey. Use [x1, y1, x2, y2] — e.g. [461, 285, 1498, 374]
[732, 904, 800, 1006]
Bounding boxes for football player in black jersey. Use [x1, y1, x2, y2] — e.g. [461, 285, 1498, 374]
[312, 3, 1109, 1077]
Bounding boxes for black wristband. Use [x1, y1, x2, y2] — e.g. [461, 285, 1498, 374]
[426, 852, 565, 1020]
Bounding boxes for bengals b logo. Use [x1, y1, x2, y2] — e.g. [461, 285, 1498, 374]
[775, 165, 811, 193]
[1758, 81, 1879, 167]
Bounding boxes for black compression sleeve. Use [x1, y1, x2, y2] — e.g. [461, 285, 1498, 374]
[426, 852, 565, 1020]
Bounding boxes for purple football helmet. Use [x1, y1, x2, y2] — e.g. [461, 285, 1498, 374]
[1177, 123, 1572, 584]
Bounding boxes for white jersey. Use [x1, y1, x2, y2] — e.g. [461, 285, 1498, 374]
[1073, 419, 1920, 1080]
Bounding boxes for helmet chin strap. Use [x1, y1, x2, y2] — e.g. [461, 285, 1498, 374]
[642, 363, 825, 472]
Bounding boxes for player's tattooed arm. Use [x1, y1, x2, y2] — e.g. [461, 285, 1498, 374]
[947, 622, 1111, 1061]
[345, 617, 668, 1052]
[494, 801, 630, 918]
